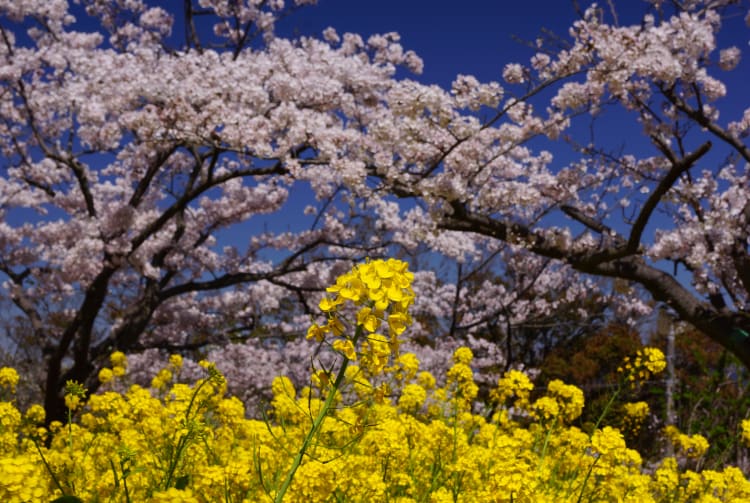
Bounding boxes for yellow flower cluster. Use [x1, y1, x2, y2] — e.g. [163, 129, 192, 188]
[0, 367, 19, 393]
[621, 401, 650, 435]
[664, 425, 711, 459]
[0, 346, 749, 502]
[491, 368, 534, 410]
[64, 380, 87, 411]
[307, 258, 414, 365]
[742, 419, 750, 447]
[445, 347, 478, 407]
[544, 379, 585, 423]
[652, 457, 750, 502]
[618, 347, 667, 386]
[98, 351, 128, 384]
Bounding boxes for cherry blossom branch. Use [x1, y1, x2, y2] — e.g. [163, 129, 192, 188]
[628, 141, 712, 254]
[183, 0, 203, 53]
[439, 205, 750, 368]
[661, 85, 750, 164]
[15, 81, 98, 217]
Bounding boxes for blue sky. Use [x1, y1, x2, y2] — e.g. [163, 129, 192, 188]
[278, 0, 638, 86]
[275, 0, 746, 86]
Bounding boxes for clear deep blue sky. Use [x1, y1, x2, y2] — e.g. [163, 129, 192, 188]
[280, 0, 592, 86]
[276, 0, 748, 89]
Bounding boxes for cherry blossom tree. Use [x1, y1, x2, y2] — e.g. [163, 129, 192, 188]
[4, 0, 747, 425]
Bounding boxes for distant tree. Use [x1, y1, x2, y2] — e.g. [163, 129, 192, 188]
[538, 320, 750, 471]
[537, 322, 643, 414]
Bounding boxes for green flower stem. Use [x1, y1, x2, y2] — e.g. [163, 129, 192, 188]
[537, 414, 559, 470]
[274, 325, 363, 503]
[164, 369, 215, 490]
[577, 455, 600, 503]
[32, 437, 66, 496]
[591, 383, 621, 436]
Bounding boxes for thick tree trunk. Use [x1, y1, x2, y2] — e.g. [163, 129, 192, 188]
[43, 267, 116, 426]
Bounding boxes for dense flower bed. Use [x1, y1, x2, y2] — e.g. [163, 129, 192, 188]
[1, 259, 749, 502]
[2, 348, 749, 502]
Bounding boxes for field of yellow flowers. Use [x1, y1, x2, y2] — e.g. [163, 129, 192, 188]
[1, 259, 749, 502]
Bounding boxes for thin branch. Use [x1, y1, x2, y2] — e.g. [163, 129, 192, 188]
[626, 141, 711, 254]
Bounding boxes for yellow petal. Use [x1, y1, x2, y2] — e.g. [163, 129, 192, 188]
[333, 339, 357, 361]
[319, 297, 338, 312]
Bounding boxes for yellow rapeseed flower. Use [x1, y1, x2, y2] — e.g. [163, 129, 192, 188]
[417, 370, 436, 390]
[391, 352, 420, 381]
[741, 419, 750, 447]
[492, 369, 534, 406]
[0, 367, 19, 393]
[64, 394, 82, 411]
[98, 367, 114, 384]
[663, 425, 709, 458]
[151, 368, 173, 389]
[332, 339, 357, 361]
[0, 347, 749, 502]
[110, 351, 127, 368]
[591, 426, 626, 457]
[307, 323, 326, 342]
[169, 354, 184, 369]
[319, 297, 340, 312]
[622, 401, 650, 434]
[361, 334, 392, 374]
[452, 347, 473, 365]
[398, 383, 427, 412]
[24, 404, 45, 424]
[532, 396, 560, 421]
[640, 347, 666, 374]
[617, 347, 666, 387]
[357, 307, 381, 332]
[546, 379, 585, 422]
[64, 380, 87, 411]
[323, 258, 414, 326]
[150, 487, 201, 502]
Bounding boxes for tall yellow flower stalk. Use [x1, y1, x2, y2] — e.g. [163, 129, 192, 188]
[275, 258, 414, 502]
